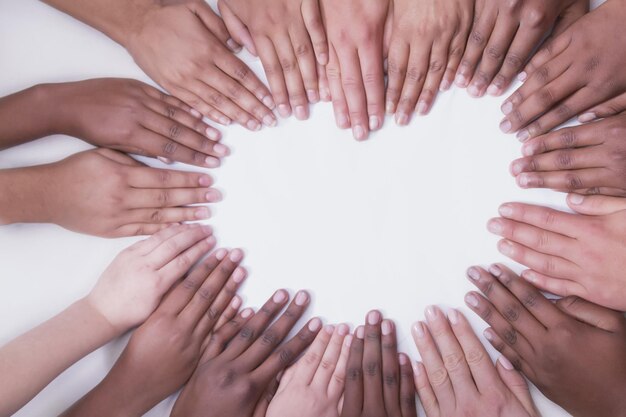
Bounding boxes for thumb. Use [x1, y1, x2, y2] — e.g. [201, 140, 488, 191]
[567, 193, 626, 215]
[217, 0, 257, 56]
[552, 0, 588, 38]
[191, 1, 242, 52]
[496, 356, 540, 417]
[556, 296, 624, 332]
[253, 376, 280, 417]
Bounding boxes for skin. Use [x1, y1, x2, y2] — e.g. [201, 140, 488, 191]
[455, 0, 587, 98]
[171, 289, 321, 417]
[0, 80, 226, 167]
[500, 0, 626, 140]
[0, 226, 213, 416]
[62, 248, 249, 417]
[41, 0, 276, 130]
[510, 112, 626, 196]
[412, 306, 538, 417]
[0, 148, 219, 238]
[218, 0, 327, 121]
[320, 0, 391, 141]
[266, 324, 351, 417]
[487, 202, 626, 310]
[465, 264, 626, 417]
[340, 311, 417, 417]
[386, 0, 473, 124]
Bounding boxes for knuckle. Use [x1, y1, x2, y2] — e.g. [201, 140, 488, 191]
[166, 106, 177, 118]
[384, 372, 398, 386]
[347, 366, 362, 381]
[429, 60, 444, 73]
[278, 348, 294, 366]
[428, 367, 449, 387]
[162, 140, 179, 156]
[157, 190, 171, 207]
[559, 129, 577, 147]
[555, 150, 574, 169]
[149, 209, 163, 223]
[294, 43, 311, 57]
[486, 45, 503, 61]
[503, 304, 521, 322]
[442, 352, 464, 372]
[522, 291, 539, 308]
[565, 173, 584, 190]
[406, 67, 425, 84]
[260, 330, 280, 347]
[168, 124, 182, 140]
[503, 327, 518, 345]
[239, 326, 255, 340]
[233, 65, 250, 81]
[365, 361, 380, 377]
[280, 58, 298, 73]
[465, 348, 485, 365]
[470, 30, 486, 46]
[504, 53, 524, 71]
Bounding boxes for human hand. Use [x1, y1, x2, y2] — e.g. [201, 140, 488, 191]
[500, 0, 626, 140]
[266, 324, 351, 417]
[509, 112, 626, 196]
[320, 0, 391, 140]
[412, 306, 538, 417]
[456, 0, 587, 98]
[36, 148, 219, 238]
[87, 224, 215, 332]
[49, 78, 227, 167]
[386, 0, 472, 123]
[340, 311, 417, 417]
[126, 1, 277, 130]
[218, 0, 327, 120]
[487, 202, 626, 310]
[465, 264, 626, 417]
[171, 289, 321, 417]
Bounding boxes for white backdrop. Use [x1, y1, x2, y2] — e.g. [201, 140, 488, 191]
[0, 1, 584, 416]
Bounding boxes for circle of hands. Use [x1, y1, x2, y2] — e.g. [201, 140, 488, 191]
[2, 1, 626, 417]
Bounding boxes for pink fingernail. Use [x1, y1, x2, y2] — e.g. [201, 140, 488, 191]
[214, 248, 228, 260]
[468, 85, 481, 97]
[522, 270, 537, 283]
[308, 317, 322, 331]
[398, 353, 408, 365]
[263, 115, 277, 127]
[212, 143, 230, 157]
[198, 175, 212, 187]
[448, 308, 459, 325]
[273, 290, 287, 303]
[337, 323, 349, 336]
[353, 124, 367, 141]
[465, 293, 480, 307]
[498, 355, 515, 370]
[498, 240, 514, 256]
[205, 128, 220, 141]
[230, 296, 242, 309]
[467, 267, 480, 281]
[356, 325, 365, 339]
[190, 108, 202, 118]
[278, 104, 291, 118]
[205, 157, 221, 168]
[568, 194, 585, 205]
[518, 71, 527, 82]
[246, 119, 261, 131]
[205, 189, 222, 202]
[324, 324, 335, 334]
[194, 207, 211, 219]
[229, 248, 243, 262]
[345, 334, 353, 347]
[381, 319, 393, 335]
[336, 113, 350, 129]
[425, 305, 438, 322]
[295, 105, 308, 121]
[367, 310, 381, 325]
[501, 101, 513, 115]
[232, 266, 246, 283]
[440, 79, 451, 91]
[516, 130, 530, 142]
[412, 322, 425, 338]
[295, 290, 309, 306]
[241, 308, 253, 318]
[487, 84, 500, 96]
[487, 219, 504, 234]
[578, 112, 596, 123]
[307, 89, 320, 103]
[395, 112, 409, 126]
[499, 119, 512, 133]
[489, 264, 503, 278]
[369, 115, 380, 131]
[416, 101, 428, 115]
[499, 203, 514, 218]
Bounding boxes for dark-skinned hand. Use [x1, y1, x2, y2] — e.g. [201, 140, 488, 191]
[465, 264, 626, 417]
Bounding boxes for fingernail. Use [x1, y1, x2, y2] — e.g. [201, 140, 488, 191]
[205, 128, 220, 141]
[337, 323, 349, 336]
[205, 156, 221, 168]
[307, 89, 319, 103]
[487, 219, 503, 234]
[229, 248, 243, 262]
[263, 114, 277, 127]
[278, 104, 291, 118]
[356, 326, 365, 339]
[190, 108, 202, 118]
[320, 87, 331, 101]
[498, 355, 515, 370]
[158, 156, 174, 164]
[336, 113, 350, 129]
[246, 119, 261, 131]
[345, 334, 353, 347]
[308, 317, 322, 332]
[518, 71, 527, 82]
[483, 328, 495, 341]
[219, 116, 231, 125]
[324, 324, 335, 334]
[205, 235, 216, 246]
[510, 161, 523, 176]
[521, 144, 535, 157]
[398, 353, 408, 365]
[395, 112, 409, 126]
[522, 270, 537, 283]
[295, 105, 308, 120]
[413, 361, 423, 376]
[263, 95, 276, 109]
[381, 319, 393, 335]
[369, 115, 380, 131]
[214, 248, 228, 260]
[454, 73, 468, 87]
[499, 119, 512, 133]
[367, 310, 381, 325]
[578, 112, 596, 123]
[489, 264, 502, 278]
[353, 124, 367, 141]
[416, 101, 428, 115]
[412, 321, 425, 338]
[241, 308, 253, 318]
[425, 305, 438, 322]
[230, 295, 242, 309]
[385, 101, 395, 114]
[568, 193, 585, 205]
[226, 38, 241, 52]
[467, 267, 480, 281]
[232, 266, 246, 283]
[465, 293, 479, 307]
[440, 79, 451, 91]
[487, 84, 500, 96]
[516, 130, 530, 142]
[468, 84, 481, 97]
[295, 290, 309, 306]
[273, 289, 287, 303]
[499, 204, 514, 217]
[498, 240, 514, 256]
[194, 207, 211, 219]
[448, 308, 459, 325]
[501, 101, 513, 115]
[212, 143, 230, 157]
[205, 189, 222, 202]
[517, 173, 530, 188]
[319, 52, 329, 63]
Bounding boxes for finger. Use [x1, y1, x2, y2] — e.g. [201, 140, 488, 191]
[570, 187, 626, 198]
[142, 85, 195, 114]
[327, 45, 350, 129]
[496, 202, 582, 238]
[455, 10, 497, 88]
[218, 0, 257, 55]
[555, 296, 625, 332]
[302, 0, 328, 65]
[127, 206, 211, 224]
[113, 222, 171, 237]
[291, 323, 334, 385]
[520, 123, 601, 157]
[464, 291, 535, 359]
[521, 30, 571, 80]
[417, 39, 449, 115]
[274, 34, 309, 119]
[128, 168, 213, 189]
[482, 327, 534, 379]
[567, 194, 626, 215]
[580, 93, 626, 122]
[441, 26, 470, 91]
[168, 84, 233, 126]
[252, 375, 280, 417]
[129, 186, 221, 209]
[343, 326, 365, 414]
[239, 290, 311, 369]
[521, 269, 586, 298]
[256, 36, 292, 119]
[133, 223, 187, 254]
[358, 42, 385, 132]
[516, 168, 613, 192]
[254, 317, 322, 382]
[149, 224, 214, 269]
[223, 289, 291, 359]
[381, 319, 401, 415]
[328, 332, 352, 399]
[412, 361, 439, 417]
[550, 0, 589, 38]
[289, 25, 320, 105]
[511, 147, 607, 175]
[398, 354, 417, 417]
[193, 1, 241, 52]
[157, 231, 217, 283]
[362, 310, 384, 410]
[317, 61, 331, 101]
[395, 47, 429, 126]
[495, 355, 538, 415]
[385, 41, 410, 116]
[337, 47, 369, 140]
[447, 308, 501, 393]
[202, 307, 255, 360]
[213, 294, 242, 330]
[312, 323, 350, 388]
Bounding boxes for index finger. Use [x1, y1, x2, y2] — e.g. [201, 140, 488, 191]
[362, 310, 384, 410]
[342, 326, 365, 416]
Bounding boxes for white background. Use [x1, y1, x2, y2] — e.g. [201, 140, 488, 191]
[0, 1, 586, 416]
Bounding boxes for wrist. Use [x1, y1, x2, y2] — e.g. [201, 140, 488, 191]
[0, 165, 54, 225]
[83, 294, 128, 338]
[121, 1, 162, 51]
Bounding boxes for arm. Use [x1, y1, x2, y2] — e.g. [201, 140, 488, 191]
[0, 165, 52, 225]
[0, 298, 118, 417]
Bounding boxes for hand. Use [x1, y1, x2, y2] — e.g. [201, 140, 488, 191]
[266, 324, 351, 417]
[386, 0, 472, 123]
[126, 1, 277, 130]
[509, 112, 626, 196]
[320, 0, 391, 140]
[171, 289, 321, 417]
[456, 0, 587, 98]
[464, 264, 626, 417]
[500, 0, 626, 140]
[50, 78, 227, 167]
[87, 224, 215, 332]
[487, 202, 626, 310]
[340, 311, 417, 417]
[218, 0, 327, 120]
[38, 148, 219, 237]
[412, 306, 538, 417]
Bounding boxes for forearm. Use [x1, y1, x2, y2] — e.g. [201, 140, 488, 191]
[0, 165, 52, 225]
[40, 0, 156, 47]
[0, 298, 119, 417]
